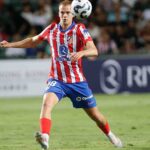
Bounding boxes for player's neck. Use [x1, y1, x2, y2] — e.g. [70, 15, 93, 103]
[60, 22, 72, 30]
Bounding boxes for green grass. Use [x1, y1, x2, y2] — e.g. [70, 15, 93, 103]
[0, 94, 150, 150]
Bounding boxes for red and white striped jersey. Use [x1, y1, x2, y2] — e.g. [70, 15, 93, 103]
[38, 21, 92, 83]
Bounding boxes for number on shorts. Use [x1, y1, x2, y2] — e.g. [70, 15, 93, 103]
[48, 81, 57, 87]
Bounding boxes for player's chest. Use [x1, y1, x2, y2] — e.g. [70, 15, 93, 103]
[50, 30, 75, 45]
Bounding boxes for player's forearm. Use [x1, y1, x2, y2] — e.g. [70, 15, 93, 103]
[83, 48, 98, 57]
[70, 48, 98, 62]
[6, 37, 36, 48]
[83, 41, 99, 57]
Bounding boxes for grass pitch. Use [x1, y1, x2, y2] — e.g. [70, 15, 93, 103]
[0, 94, 150, 150]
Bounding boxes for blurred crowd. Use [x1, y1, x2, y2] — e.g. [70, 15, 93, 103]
[0, 0, 150, 59]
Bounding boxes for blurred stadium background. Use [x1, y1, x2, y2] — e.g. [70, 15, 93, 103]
[0, 0, 150, 58]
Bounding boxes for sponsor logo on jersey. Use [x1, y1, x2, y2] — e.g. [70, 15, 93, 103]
[56, 44, 70, 61]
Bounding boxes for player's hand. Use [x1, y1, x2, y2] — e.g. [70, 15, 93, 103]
[0, 40, 9, 48]
[70, 52, 84, 62]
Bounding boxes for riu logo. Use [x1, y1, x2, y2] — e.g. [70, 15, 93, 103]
[59, 45, 68, 56]
[56, 44, 70, 61]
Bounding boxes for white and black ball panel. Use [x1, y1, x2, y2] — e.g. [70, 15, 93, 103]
[71, 0, 92, 19]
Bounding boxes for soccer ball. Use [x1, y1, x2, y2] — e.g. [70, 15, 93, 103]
[71, 0, 92, 19]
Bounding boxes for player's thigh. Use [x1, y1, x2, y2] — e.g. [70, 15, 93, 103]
[43, 92, 59, 110]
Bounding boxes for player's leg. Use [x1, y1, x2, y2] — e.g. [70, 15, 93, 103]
[66, 81, 122, 148]
[35, 92, 59, 150]
[40, 92, 59, 134]
[83, 107, 123, 148]
[84, 107, 108, 132]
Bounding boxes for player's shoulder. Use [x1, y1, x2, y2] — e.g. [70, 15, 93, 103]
[76, 23, 86, 29]
[75, 23, 88, 35]
[43, 21, 58, 32]
[39, 22, 58, 37]
[48, 22, 58, 30]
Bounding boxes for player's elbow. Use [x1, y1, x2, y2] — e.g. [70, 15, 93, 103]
[31, 36, 41, 48]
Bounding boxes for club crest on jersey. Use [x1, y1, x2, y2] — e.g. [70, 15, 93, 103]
[67, 36, 73, 44]
[56, 44, 70, 61]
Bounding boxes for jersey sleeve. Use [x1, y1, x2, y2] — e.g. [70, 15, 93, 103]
[38, 22, 56, 41]
[38, 25, 51, 41]
[77, 24, 93, 45]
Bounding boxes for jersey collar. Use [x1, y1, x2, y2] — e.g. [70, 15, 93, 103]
[58, 21, 76, 32]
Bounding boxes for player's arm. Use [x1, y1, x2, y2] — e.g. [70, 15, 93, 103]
[70, 41, 98, 62]
[0, 35, 42, 48]
[82, 40, 98, 57]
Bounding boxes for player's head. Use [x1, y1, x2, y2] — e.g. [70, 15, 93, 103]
[59, 0, 73, 27]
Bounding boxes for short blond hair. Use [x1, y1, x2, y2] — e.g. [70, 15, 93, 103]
[59, 0, 72, 7]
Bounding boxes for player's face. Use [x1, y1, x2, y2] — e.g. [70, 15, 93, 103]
[59, 4, 73, 28]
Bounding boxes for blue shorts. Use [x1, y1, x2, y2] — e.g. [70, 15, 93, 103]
[44, 78, 96, 108]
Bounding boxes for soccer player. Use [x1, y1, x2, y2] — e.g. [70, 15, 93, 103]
[0, 0, 123, 149]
